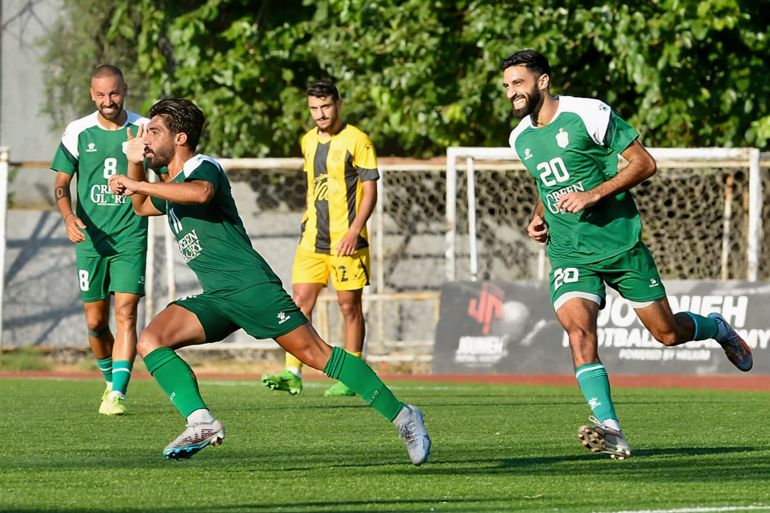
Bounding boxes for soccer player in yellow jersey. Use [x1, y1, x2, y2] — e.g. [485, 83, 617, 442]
[262, 79, 378, 397]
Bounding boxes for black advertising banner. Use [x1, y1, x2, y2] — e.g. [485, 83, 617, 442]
[432, 281, 770, 375]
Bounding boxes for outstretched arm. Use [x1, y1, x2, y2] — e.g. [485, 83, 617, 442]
[554, 140, 656, 214]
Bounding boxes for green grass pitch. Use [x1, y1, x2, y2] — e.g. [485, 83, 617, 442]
[1, 377, 769, 512]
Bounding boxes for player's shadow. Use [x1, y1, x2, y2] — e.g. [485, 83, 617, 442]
[385, 445, 767, 480]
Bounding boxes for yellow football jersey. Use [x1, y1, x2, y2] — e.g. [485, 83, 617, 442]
[299, 123, 379, 253]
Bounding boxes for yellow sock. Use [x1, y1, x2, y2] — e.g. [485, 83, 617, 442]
[285, 352, 304, 374]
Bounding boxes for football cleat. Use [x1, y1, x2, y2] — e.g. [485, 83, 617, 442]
[163, 420, 225, 459]
[708, 312, 753, 372]
[324, 382, 356, 397]
[98, 394, 127, 416]
[261, 370, 302, 395]
[393, 404, 431, 466]
[100, 383, 112, 402]
[578, 416, 631, 460]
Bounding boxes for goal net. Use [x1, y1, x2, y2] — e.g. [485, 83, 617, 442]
[445, 147, 768, 283]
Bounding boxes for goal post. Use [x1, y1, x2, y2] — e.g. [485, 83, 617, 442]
[0, 147, 8, 354]
[446, 146, 765, 283]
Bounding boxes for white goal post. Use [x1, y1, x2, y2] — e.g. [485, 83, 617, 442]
[446, 147, 765, 282]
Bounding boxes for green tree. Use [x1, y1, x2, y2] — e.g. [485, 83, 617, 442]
[40, 0, 770, 157]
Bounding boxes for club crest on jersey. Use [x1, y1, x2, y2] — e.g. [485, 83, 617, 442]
[556, 128, 569, 148]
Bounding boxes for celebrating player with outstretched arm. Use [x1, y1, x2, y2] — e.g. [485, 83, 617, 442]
[109, 98, 431, 464]
[502, 49, 752, 459]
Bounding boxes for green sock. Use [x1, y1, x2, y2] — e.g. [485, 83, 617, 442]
[575, 363, 618, 423]
[111, 360, 133, 396]
[96, 357, 113, 385]
[682, 312, 719, 340]
[143, 347, 207, 418]
[323, 346, 403, 421]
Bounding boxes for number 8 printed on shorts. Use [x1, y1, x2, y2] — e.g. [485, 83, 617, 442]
[78, 270, 90, 291]
[553, 267, 578, 290]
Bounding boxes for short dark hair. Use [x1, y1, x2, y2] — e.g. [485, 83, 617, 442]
[148, 98, 205, 151]
[499, 49, 552, 77]
[91, 64, 125, 83]
[307, 79, 340, 101]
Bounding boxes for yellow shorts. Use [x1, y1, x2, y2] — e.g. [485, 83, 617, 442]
[292, 246, 370, 291]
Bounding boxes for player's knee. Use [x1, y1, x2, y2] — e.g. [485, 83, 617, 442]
[337, 299, 362, 320]
[292, 293, 315, 313]
[136, 332, 161, 357]
[566, 326, 595, 347]
[114, 303, 138, 326]
[87, 324, 110, 339]
[651, 328, 679, 346]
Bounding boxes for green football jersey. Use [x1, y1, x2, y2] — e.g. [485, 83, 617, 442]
[150, 155, 283, 294]
[509, 96, 641, 264]
[51, 111, 149, 256]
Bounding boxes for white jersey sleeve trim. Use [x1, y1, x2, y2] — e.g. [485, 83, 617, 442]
[557, 96, 612, 146]
[182, 154, 223, 178]
[60, 112, 100, 159]
[508, 117, 533, 159]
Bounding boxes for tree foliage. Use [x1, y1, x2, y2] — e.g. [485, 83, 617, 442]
[40, 0, 770, 157]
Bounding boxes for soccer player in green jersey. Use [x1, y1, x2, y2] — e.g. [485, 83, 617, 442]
[51, 65, 149, 416]
[108, 98, 430, 464]
[501, 49, 753, 459]
[262, 79, 378, 397]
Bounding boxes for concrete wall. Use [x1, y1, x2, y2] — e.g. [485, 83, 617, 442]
[2, 0, 62, 162]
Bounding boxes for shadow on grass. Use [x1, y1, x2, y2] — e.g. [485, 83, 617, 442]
[0, 498, 497, 513]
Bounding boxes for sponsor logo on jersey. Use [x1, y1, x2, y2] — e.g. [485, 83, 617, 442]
[90, 184, 126, 206]
[523, 148, 533, 160]
[649, 278, 659, 288]
[313, 174, 328, 202]
[556, 128, 569, 148]
[277, 311, 291, 324]
[177, 229, 203, 263]
[545, 182, 585, 214]
[86, 142, 97, 153]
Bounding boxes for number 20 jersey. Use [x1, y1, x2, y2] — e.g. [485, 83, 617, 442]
[51, 111, 149, 256]
[509, 96, 642, 264]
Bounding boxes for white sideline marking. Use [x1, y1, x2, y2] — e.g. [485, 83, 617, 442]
[599, 506, 770, 513]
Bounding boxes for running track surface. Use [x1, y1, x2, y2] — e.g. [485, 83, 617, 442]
[1, 371, 769, 391]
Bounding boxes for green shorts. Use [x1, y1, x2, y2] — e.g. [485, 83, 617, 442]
[549, 241, 666, 311]
[76, 247, 146, 302]
[172, 282, 307, 342]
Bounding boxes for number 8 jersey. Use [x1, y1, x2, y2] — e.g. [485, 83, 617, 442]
[509, 96, 642, 264]
[51, 111, 149, 256]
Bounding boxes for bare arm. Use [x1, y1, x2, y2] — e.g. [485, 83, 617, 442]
[336, 179, 377, 256]
[554, 140, 656, 214]
[110, 124, 214, 215]
[527, 195, 548, 243]
[53, 171, 86, 243]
